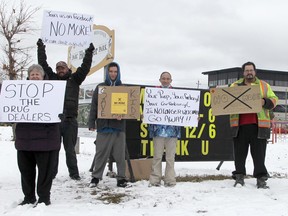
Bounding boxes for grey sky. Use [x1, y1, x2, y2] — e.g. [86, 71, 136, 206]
[3, 0, 288, 88]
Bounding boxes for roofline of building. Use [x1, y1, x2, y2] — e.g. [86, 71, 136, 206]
[202, 67, 288, 75]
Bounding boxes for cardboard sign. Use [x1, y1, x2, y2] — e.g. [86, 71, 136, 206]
[143, 87, 201, 127]
[125, 159, 153, 181]
[0, 80, 66, 123]
[97, 86, 140, 119]
[68, 25, 115, 76]
[41, 10, 94, 47]
[210, 85, 262, 116]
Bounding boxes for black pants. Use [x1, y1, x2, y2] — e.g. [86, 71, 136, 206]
[17, 150, 58, 201]
[54, 117, 79, 177]
[233, 124, 268, 178]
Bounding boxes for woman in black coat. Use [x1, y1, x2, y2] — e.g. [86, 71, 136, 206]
[15, 64, 61, 206]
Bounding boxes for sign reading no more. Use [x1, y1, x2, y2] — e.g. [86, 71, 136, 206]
[41, 10, 94, 47]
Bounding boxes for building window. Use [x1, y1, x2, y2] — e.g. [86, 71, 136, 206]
[274, 91, 287, 100]
[209, 80, 217, 87]
[218, 79, 226, 85]
[274, 105, 288, 113]
[275, 80, 288, 86]
[228, 78, 237, 85]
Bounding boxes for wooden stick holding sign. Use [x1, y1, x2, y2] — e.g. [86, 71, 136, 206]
[210, 85, 262, 116]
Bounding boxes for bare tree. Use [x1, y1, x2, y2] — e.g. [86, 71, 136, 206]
[0, 0, 40, 80]
[0, 0, 40, 140]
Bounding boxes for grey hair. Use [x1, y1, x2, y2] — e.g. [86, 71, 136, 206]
[27, 64, 45, 78]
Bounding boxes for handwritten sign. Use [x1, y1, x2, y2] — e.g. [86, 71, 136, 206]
[68, 25, 115, 75]
[98, 86, 140, 119]
[0, 80, 66, 123]
[210, 85, 262, 116]
[41, 10, 94, 47]
[143, 87, 200, 127]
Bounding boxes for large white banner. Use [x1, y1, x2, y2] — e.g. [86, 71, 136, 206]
[41, 10, 94, 47]
[143, 87, 201, 127]
[0, 80, 66, 123]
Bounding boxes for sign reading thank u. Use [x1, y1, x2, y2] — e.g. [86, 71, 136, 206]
[210, 85, 262, 116]
[68, 24, 115, 75]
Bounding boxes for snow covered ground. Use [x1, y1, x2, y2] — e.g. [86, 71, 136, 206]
[0, 126, 288, 216]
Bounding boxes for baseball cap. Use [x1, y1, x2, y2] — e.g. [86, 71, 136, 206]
[56, 61, 68, 68]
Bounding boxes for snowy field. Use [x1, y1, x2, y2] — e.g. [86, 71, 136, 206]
[0, 126, 288, 216]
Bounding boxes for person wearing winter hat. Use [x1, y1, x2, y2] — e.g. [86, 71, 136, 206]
[37, 39, 95, 181]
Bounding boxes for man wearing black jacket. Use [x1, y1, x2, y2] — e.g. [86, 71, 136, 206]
[37, 39, 94, 180]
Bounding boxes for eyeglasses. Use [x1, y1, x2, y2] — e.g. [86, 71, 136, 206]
[244, 69, 254, 73]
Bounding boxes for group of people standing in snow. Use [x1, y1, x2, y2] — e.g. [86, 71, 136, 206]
[12, 39, 277, 206]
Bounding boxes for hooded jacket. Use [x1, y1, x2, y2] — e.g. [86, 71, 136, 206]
[88, 62, 126, 132]
[229, 77, 278, 139]
[37, 45, 93, 118]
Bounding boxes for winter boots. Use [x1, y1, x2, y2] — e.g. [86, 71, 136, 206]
[19, 197, 37, 205]
[257, 176, 269, 189]
[89, 177, 99, 188]
[89, 178, 129, 188]
[233, 174, 245, 187]
[233, 173, 269, 189]
[117, 179, 128, 188]
[38, 197, 51, 206]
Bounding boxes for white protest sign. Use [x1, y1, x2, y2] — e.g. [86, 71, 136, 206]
[41, 10, 94, 47]
[68, 25, 115, 75]
[0, 80, 66, 123]
[143, 87, 201, 127]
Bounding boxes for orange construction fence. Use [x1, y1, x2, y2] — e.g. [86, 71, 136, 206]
[271, 120, 288, 144]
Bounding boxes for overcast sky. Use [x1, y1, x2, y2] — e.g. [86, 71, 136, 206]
[3, 0, 288, 88]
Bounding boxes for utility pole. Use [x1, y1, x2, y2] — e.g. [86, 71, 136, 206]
[285, 89, 287, 121]
[196, 80, 201, 89]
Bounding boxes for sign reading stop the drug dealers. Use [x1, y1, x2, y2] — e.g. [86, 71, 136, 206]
[0, 80, 66, 123]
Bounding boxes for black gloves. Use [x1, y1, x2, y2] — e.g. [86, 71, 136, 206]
[37, 38, 45, 48]
[87, 43, 95, 52]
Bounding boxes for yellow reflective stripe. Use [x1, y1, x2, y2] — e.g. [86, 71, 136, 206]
[259, 80, 267, 98]
[230, 119, 238, 126]
[258, 120, 270, 128]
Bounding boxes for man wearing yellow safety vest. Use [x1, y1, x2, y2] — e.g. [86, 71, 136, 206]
[230, 62, 278, 189]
